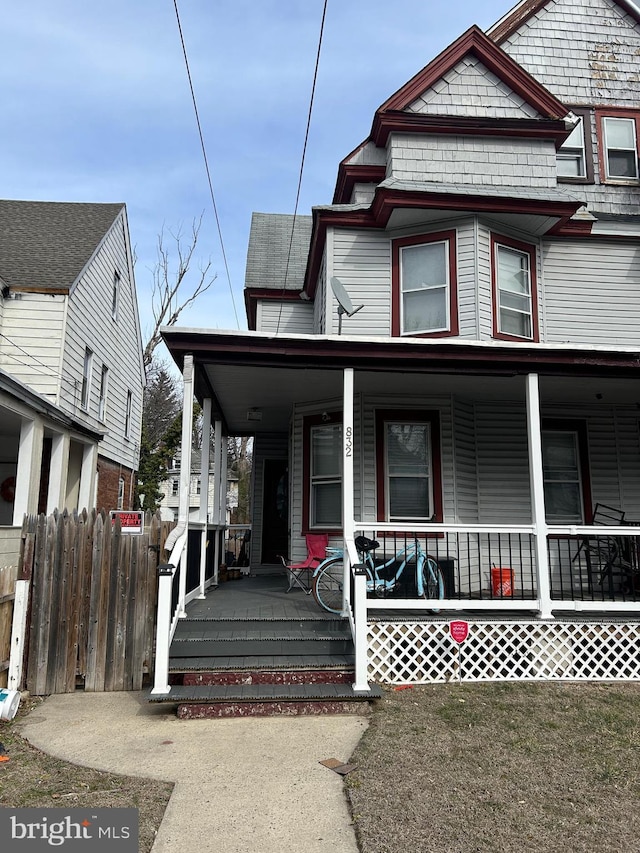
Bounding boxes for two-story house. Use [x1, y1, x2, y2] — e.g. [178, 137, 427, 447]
[160, 0, 640, 689]
[0, 201, 145, 545]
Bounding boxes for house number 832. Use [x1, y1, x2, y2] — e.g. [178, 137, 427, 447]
[345, 426, 353, 457]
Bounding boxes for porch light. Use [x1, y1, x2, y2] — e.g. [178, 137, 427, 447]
[246, 408, 262, 422]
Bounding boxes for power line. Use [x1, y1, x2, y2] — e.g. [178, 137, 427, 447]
[275, 0, 328, 336]
[172, 0, 240, 329]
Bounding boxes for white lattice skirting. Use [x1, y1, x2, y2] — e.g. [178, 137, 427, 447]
[368, 620, 640, 683]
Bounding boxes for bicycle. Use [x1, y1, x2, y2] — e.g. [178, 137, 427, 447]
[311, 534, 445, 614]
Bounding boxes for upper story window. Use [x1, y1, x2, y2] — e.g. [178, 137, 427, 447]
[81, 348, 93, 411]
[303, 414, 342, 531]
[117, 477, 125, 511]
[597, 109, 640, 183]
[98, 365, 108, 422]
[171, 478, 179, 496]
[111, 271, 120, 321]
[391, 230, 458, 337]
[491, 234, 538, 342]
[557, 116, 587, 179]
[124, 389, 132, 438]
[375, 410, 442, 523]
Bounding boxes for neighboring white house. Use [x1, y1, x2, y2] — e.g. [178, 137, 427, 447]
[0, 200, 145, 531]
[158, 448, 238, 524]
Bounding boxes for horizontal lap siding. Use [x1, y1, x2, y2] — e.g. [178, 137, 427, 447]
[476, 223, 493, 339]
[61, 215, 143, 469]
[330, 230, 391, 336]
[0, 293, 65, 400]
[256, 301, 314, 335]
[456, 220, 478, 338]
[542, 241, 640, 345]
[453, 399, 479, 523]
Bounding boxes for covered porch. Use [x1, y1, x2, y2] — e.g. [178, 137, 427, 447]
[153, 330, 640, 696]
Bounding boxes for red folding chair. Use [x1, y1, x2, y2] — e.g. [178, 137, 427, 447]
[279, 533, 329, 594]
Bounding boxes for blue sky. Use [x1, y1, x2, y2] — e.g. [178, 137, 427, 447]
[2, 0, 511, 354]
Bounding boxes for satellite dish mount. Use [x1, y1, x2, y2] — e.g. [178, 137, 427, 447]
[330, 277, 364, 335]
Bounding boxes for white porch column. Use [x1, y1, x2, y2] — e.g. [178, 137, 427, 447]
[212, 418, 223, 584]
[177, 354, 195, 617]
[46, 432, 70, 515]
[526, 373, 553, 619]
[78, 443, 97, 512]
[342, 367, 355, 614]
[198, 397, 212, 598]
[13, 416, 44, 525]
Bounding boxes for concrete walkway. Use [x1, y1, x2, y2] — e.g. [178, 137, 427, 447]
[18, 692, 368, 853]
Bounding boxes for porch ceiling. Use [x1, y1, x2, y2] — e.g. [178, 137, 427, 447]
[162, 328, 640, 437]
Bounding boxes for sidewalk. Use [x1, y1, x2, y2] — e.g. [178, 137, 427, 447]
[17, 692, 368, 853]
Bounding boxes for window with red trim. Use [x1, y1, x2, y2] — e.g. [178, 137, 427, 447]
[541, 420, 592, 524]
[491, 234, 539, 342]
[375, 410, 443, 523]
[391, 230, 458, 337]
[303, 413, 342, 531]
[596, 108, 640, 183]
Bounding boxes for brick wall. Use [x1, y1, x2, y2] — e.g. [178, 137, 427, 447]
[96, 455, 136, 512]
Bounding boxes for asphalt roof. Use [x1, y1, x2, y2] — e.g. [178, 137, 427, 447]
[244, 212, 312, 291]
[0, 200, 124, 291]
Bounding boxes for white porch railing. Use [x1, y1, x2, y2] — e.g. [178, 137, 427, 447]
[151, 528, 189, 695]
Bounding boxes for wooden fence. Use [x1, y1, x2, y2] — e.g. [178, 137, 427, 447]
[19, 510, 174, 694]
[0, 564, 18, 688]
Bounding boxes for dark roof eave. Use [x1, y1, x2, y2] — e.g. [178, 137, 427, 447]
[162, 330, 640, 379]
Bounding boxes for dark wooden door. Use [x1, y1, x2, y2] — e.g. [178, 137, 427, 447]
[261, 459, 288, 564]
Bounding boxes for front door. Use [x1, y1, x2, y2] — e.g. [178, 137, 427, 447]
[261, 459, 288, 563]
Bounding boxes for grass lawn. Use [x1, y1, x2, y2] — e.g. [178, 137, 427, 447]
[0, 697, 172, 853]
[347, 682, 640, 853]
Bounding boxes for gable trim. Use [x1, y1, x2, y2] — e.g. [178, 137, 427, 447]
[333, 164, 387, 205]
[377, 25, 567, 120]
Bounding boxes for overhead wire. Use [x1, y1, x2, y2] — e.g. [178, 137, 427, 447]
[172, 0, 240, 328]
[275, 0, 328, 336]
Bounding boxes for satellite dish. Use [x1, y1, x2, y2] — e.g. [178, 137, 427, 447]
[330, 277, 364, 334]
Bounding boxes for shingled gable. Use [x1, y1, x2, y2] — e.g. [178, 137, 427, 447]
[333, 26, 570, 205]
[488, 0, 640, 44]
[0, 200, 124, 293]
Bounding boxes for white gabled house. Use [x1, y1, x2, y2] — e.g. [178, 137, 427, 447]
[0, 201, 145, 539]
[158, 0, 640, 692]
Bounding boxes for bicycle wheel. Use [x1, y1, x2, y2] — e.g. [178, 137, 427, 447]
[420, 557, 445, 602]
[312, 558, 344, 614]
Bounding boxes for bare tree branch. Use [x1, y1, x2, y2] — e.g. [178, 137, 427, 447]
[143, 214, 217, 369]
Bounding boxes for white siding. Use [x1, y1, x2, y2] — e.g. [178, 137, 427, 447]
[256, 300, 314, 335]
[60, 212, 144, 470]
[542, 240, 640, 346]
[476, 222, 494, 340]
[0, 292, 65, 400]
[313, 249, 327, 334]
[454, 219, 478, 338]
[330, 230, 391, 336]
[452, 399, 479, 523]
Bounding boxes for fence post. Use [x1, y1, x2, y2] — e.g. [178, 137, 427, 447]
[151, 564, 174, 695]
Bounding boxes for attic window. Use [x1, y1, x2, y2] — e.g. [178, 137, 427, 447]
[557, 109, 593, 183]
[601, 115, 639, 181]
[112, 271, 120, 321]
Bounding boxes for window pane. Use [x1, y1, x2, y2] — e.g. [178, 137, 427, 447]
[500, 307, 531, 338]
[387, 423, 429, 474]
[608, 150, 637, 178]
[402, 243, 446, 289]
[498, 247, 530, 294]
[389, 478, 430, 519]
[312, 425, 341, 476]
[606, 117, 635, 149]
[543, 433, 578, 470]
[500, 290, 530, 313]
[403, 287, 447, 332]
[557, 152, 584, 177]
[545, 483, 582, 522]
[563, 121, 584, 148]
[313, 482, 341, 526]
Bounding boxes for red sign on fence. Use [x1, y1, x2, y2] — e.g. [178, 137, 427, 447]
[110, 511, 144, 535]
[449, 620, 469, 644]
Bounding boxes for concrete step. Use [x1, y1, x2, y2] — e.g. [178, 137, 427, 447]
[169, 654, 355, 672]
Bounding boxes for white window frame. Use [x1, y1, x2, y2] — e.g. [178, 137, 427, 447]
[117, 477, 125, 511]
[399, 240, 450, 335]
[494, 242, 534, 341]
[111, 271, 120, 321]
[309, 423, 342, 529]
[81, 348, 93, 411]
[602, 115, 639, 181]
[171, 478, 179, 497]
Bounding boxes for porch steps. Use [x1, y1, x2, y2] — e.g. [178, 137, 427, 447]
[151, 616, 381, 718]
